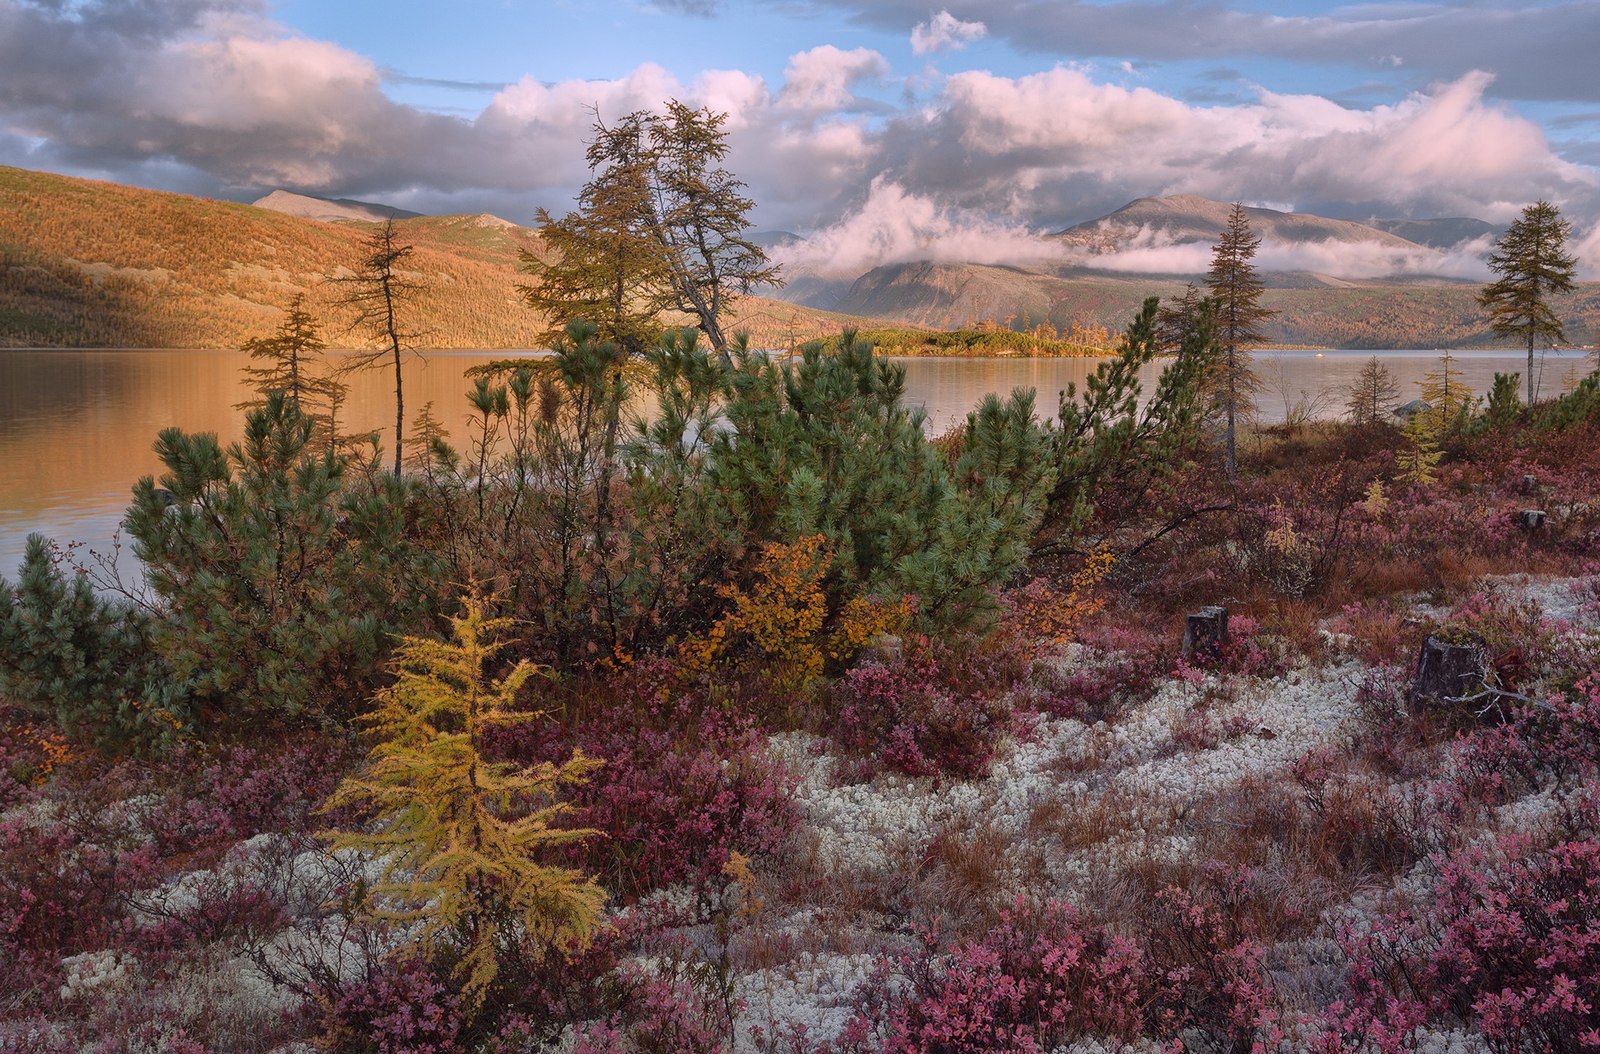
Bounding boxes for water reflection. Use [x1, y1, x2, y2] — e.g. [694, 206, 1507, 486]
[1, 347, 1590, 578]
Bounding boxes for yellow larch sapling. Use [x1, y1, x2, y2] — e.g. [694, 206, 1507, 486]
[319, 593, 604, 1009]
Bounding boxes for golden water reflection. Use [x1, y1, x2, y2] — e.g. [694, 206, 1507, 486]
[2, 347, 1588, 579]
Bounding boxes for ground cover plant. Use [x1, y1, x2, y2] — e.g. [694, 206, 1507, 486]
[4, 297, 1600, 1053]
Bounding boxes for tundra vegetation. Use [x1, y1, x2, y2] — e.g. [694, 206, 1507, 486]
[3, 177, 1600, 1053]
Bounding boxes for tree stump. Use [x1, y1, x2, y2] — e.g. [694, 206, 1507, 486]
[1411, 634, 1487, 706]
[1182, 606, 1229, 659]
[1517, 509, 1546, 531]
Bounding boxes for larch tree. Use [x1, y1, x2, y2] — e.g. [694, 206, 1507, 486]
[521, 113, 672, 359]
[1478, 200, 1577, 404]
[320, 593, 603, 1010]
[1419, 350, 1472, 436]
[332, 218, 421, 477]
[1206, 203, 1272, 480]
[235, 293, 346, 448]
[646, 100, 783, 362]
[1156, 282, 1205, 356]
[521, 102, 779, 365]
[1345, 356, 1401, 427]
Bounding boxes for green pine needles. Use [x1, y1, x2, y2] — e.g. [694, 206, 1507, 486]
[320, 593, 604, 1010]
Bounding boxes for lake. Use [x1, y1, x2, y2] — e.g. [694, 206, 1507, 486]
[1, 346, 1590, 580]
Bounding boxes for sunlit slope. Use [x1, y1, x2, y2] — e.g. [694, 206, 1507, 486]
[833, 260, 1600, 349]
[0, 166, 880, 349]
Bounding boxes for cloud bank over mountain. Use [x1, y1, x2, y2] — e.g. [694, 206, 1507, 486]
[1, 0, 1596, 279]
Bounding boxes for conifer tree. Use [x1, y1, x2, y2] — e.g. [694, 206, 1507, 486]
[1156, 282, 1204, 355]
[1479, 200, 1577, 404]
[521, 115, 672, 358]
[1344, 356, 1400, 427]
[321, 594, 604, 1010]
[1419, 351, 1472, 436]
[1396, 412, 1443, 487]
[1042, 296, 1218, 550]
[125, 392, 434, 728]
[333, 218, 421, 477]
[1206, 203, 1272, 479]
[647, 100, 782, 359]
[1482, 371, 1522, 429]
[0, 534, 188, 748]
[236, 294, 346, 447]
[522, 103, 779, 365]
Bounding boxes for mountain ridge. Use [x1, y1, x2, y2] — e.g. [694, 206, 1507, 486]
[251, 189, 424, 223]
[0, 165, 874, 349]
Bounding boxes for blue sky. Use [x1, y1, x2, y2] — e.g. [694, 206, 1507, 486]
[2, 0, 1598, 276]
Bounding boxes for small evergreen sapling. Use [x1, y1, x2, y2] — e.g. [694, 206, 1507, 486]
[320, 594, 604, 1009]
[0, 534, 188, 748]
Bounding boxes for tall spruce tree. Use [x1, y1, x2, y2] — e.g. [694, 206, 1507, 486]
[1478, 200, 1577, 404]
[1206, 203, 1272, 480]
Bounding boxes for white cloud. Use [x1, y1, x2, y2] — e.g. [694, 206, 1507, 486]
[1573, 220, 1600, 281]
[0, 0, 1595, 265]
[910, 10, 987, 55]
[774, 176, 1062, 276]
[777, 45, 889, 113]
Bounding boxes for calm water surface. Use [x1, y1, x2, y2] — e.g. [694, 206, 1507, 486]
[1, 347, 1589, 578]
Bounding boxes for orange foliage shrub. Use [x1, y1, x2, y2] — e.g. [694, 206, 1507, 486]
[1007, 549, 1115, 650]
[680, 534, 914, 690]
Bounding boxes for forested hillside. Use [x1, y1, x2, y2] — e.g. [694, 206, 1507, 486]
[0, 166, 874, 349]
[830, 260, 1600, 348]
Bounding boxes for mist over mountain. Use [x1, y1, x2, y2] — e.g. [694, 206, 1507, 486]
[1368, 217, 1505, 250]
[767, 195, 1599, 348]
[1052, 196, 1423, 254]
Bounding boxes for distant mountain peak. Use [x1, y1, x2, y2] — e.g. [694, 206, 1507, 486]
[251, 190, 422, 223]
[1053, 194, 1427, 256]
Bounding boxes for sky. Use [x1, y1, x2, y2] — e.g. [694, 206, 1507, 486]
[2, 0, 1599, 278]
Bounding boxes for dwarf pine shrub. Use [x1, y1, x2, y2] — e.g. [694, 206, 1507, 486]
[125, 392, 438, 730]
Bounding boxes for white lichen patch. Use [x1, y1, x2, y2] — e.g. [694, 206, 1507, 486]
[58, 949, 132, 1002]
[734, 951, 879, 1052]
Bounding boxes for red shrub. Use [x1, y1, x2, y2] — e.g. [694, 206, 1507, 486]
[830, 900, 1147, 1054]
[1323, 829, 1600, 1052]
[492, 668, 797, 902]
[318, 955, 464, 1054]
[831, 636, 1019, 781]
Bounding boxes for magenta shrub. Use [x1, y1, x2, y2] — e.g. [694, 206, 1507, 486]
[831, 899, 1147, 1054]
[151, 740, 346, 864]
[491, 670, 797, 901]
[0, 798, 162, 1000]
[320, 955, 464, 1054]
[1142, 885, 1280, 1051]
[1323, 830, 1600, 1052]
[832, 636, 1018, 781]
[569, 966, 731, 1054]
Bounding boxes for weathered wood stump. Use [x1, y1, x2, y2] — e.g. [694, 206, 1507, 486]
[1411, 634, 1487, 706]
[1182, 606, 1229, 659]
[1517, 509, 1547, 531]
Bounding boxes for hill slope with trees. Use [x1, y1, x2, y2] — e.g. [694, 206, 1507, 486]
[0, 166, 873, 349]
